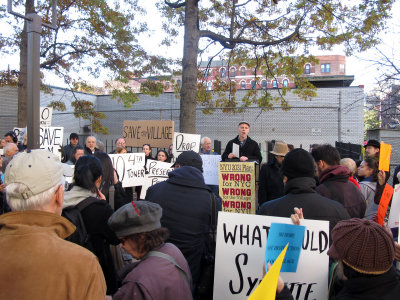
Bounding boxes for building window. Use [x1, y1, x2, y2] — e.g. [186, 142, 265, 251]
[241, 67, 246, 76]
[272, 80, 277, 88]
[230, 68, 236, 77]
[340, 64, 345, 73]
[283, 79, 288, 87]
[220, 68, 226, 78]
[251, 81, 256, 90]
[241, 81, 246, 89]
[262, 80, 267, 89]
[321, 63, 331, 73]
[304, 64, 311, 74]
[207, 82, 212, 91]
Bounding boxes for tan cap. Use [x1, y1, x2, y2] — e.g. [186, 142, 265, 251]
[270, 141, 289, 156]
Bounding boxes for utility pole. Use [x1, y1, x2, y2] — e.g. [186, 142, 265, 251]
[7, 0, 57, 149]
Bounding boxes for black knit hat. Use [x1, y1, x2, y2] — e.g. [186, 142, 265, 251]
[364, 139, 380, 149]
[281, 148, 315, 179]
[327, 218, 395, 275]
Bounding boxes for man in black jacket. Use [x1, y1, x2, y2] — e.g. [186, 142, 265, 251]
[222, 121, 262, 163]
[257, 148, 350, 237]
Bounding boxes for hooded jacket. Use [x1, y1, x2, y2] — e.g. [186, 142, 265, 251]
[0, 211, 106, 300]
[145, 166, 214, 288]
[317, 165, 366, 218]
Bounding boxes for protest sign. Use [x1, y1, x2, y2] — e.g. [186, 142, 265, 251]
[123, 120, 174, 148]
[172, 132, 201, 158]
[40, 127, 63, 158]
[0, 149, 3, 156]
[40, 107, 53, 127]
[13, 127, 27, 144]
[140, 160, 173, 199]
[219, 162, 256, 214]
[213, 212, 329, 300]
[109, 153, 145, 187]
[265, 223, 305, 273]
[202, 155, 221, 185]
[376, 183, 394, 225]
[379, 142, 392, 172]
[388, 184, 400, 228]
[232, 143, 240, 158]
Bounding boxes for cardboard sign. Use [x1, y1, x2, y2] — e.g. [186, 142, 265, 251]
[40, 107, 53, 127]
[376, 183, 394, 225]
[40, 127, 63, 158]
[173, 132, 201, 158]
[219, 162, 256, 214]
[388, 184, 400, 228]
[265, 223, 305, 273]
[379, 142, 392, 172]
[13, 127, 27, 144]
[123, 120, 174, 148]
[213, 212, 329, 300]
[109, 153, 146, 187]
[202, 155, 222, 185]
[140, 160, 173, 199]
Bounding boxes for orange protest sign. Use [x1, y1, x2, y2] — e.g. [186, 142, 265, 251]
[376, 184, 394, 226]
[379, 142, 392, 172]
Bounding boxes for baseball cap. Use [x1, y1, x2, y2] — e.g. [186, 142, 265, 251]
[238, 121, 250, 127]
[364, 140, 380, 149]
[5, 149, 65, 200]
[172, 150, 203, 172]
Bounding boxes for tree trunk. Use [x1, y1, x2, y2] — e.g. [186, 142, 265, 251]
[17, 0, 35, 127]
[179, 0, 199, 133]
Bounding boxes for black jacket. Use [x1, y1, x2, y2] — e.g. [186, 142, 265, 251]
[222, 135, 262, 163]
[145, 166, 216, 287]
[258, 158, 284, 206]
[84, 145, 101, 156]
[257, 177, 350, 236]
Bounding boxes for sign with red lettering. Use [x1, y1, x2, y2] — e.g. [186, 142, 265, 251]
[123, 120, 174, 148]
[219, 162, 256, 214]
[376, 183, 394, 225]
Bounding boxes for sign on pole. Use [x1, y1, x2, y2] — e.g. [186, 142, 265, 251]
[219, 162, 256, 214]
[109, 153, 146, 187]
[40, 107, 53, 127]
[213, 212, 329, 300]
[140, 160, 173, 199]
[202, 155, 221, 185]
[123, 120, 174, 148]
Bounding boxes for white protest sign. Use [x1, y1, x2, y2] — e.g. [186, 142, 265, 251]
[201, 154, 221, 185]
[213, 212, 329, 300]
[173, 132, 201, 159]
[0, 149, 3, 156]
[140, 160, 173, 199]
[109, 153, 146, 188]
[40, 127, 63, 159]
[388, 184, 400, 228]
[13, 127, 27, 144]
[40, 107, 53, 127]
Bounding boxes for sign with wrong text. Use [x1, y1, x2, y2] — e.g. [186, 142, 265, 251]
[109, 153, 146, 187]
[140, 160, 173, 199]
[123, 120, 174, 148]
[213, 212, 329, 300]
[219, 162, 256, 214]
[172, 132, 201, 159]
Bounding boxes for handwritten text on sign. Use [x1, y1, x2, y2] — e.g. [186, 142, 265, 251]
[213, 212, 329, 300]
[172, 132, 201, 159]
[219, 162, 255, 214]
[40, 107, 53, 127]
[202, 155, 221, 185]
[40, 127, 63, 158]
[140, 160, 173, 199]
[109, 153, 145, 187]
[123, 120, 174, 148]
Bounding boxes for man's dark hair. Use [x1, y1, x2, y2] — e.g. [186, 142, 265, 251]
[4, 131, 18, 143]
[311, 144, 340, 166]
[71, 145, 84, 164]
[127, 227, 169, 254]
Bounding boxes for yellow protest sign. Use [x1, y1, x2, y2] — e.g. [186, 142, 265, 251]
[379, 142, 392, 172]
[219, 162, 256, 214]
[248, 244, 289, 300]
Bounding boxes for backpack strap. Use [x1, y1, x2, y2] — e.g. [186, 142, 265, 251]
[209, 191, 217, 234]
[147, 250, 191, 288]
[75, 196, 98, 211]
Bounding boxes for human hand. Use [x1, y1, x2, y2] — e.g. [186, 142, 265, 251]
[265, 263, 285, 293]
[239, 156, 248, 162]
[0, 184, 5, 192]
[97, 189, 106, 201]
[228, 153, 236, 159]
[290, 207, 304, 225]
[377, 170, 386, 186]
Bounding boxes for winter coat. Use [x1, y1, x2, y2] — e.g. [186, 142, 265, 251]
[257, 177, 350, 236]
[84, 145, 101, 156]
[0, 211, 106, 300]
[317, 165, 366, 218]
[258, 158, 284, 206]
[145, 166, 214, 288]
[64, 185, 120, 294]
[359, 179, 378, 220]
[222, 135, 262, 163]
[113, 243, 193, 300]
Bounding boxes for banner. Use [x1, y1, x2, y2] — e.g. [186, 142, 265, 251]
[213, 212, 329, 300]
[219, 162, 256, 214]
[172, 132, 201, 159]
[123, 120, 174, 148]
[40, 127, 63, 158]
[140, 160, 173, 199]
[109, 153, 146, 187]
[202, 155, 221, 185]
[40, 107, 53, 127]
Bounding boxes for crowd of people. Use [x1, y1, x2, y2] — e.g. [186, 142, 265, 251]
[0, 122, 400, 300]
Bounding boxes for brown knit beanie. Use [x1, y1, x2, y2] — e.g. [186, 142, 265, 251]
[327, 218, 395, 275]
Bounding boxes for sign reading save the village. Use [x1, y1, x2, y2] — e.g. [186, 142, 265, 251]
[123, 120, 174, 148]
[213, 212, 329, 300]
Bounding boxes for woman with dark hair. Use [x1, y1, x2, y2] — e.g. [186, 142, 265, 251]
[63, 155, 120, 295]
[66, 145, 85, 165]
[156, 149, 170, 163]
[357, 157, 379, 220]
[142, 144, 153, 162]
[108, 201, 193, 300]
